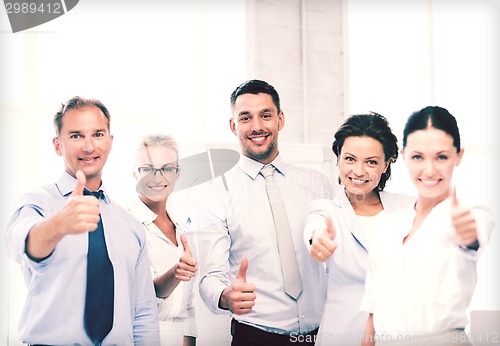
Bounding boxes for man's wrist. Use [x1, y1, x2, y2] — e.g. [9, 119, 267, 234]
[218, 288, 230, 310]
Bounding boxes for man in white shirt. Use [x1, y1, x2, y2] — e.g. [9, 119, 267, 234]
[5, 96, 159, 345]
[197, 79, 335, 345]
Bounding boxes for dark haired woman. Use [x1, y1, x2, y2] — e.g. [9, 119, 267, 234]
[305, 113, 415, 345]
[361, 106, 495, 345]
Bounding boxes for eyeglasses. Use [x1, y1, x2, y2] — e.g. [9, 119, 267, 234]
[137, 165, 179, 176]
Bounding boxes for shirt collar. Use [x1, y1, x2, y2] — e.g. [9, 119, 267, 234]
[56, 171, 110, 203]
[129, 195, 179, 242]
[238, 154, 285, 180]
[127, 195, 158, 224]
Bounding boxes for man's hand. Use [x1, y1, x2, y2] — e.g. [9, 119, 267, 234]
[219, 256, 256, 315]
[54, 170, 101, 236]
[26, 170, 100, 260]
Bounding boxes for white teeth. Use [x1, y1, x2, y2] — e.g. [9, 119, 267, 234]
[351, 178, 367, 185]
[252, 137, 266, 142]
[149, 186, 166, 192]
[420, 179, 439, 187]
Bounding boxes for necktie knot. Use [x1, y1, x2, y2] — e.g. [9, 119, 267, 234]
[85, 190, 103, 200]
[261, 165, 275, 178]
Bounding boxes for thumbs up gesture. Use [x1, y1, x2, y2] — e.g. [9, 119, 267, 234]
[56, 170, 101, 236]
[175, 234, 198, 281]
[219, 256, 256, 315]
[449, 187, 478, 247]
[310, 213, 338, 262]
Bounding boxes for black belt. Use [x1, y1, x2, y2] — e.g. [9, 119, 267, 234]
[231, 318, 318, 345]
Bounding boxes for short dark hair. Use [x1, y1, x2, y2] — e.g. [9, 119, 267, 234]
[403, 106, 461, 153]
[230, 79, 281, 114]
[332, 112, 398, 191]
[54, 96, 110, 135]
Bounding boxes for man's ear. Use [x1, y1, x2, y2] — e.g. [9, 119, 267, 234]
[53, 137, 62, 156]
[229, 117, 237, 136]
[278, 111, 285, 131]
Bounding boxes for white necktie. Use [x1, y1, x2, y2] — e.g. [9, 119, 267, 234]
[261, 165, 302, 299]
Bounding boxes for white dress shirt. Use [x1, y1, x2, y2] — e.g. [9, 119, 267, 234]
[6, 172, 160, 345]
[361, 197, 495, 342]
[197, 154, 335, 334]
[127, 196, 197, 341]
[304, 191, 416, 345]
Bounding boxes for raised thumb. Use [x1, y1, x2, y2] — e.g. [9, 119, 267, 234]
[73, 170, 86, 196]
[450, 185, 459, 207]
[325, 213, 336, 240]
[236, 256, 248, 282]
[180, 234, 192, 256]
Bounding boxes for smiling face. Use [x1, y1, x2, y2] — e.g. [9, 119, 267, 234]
[53, 105, 113, 191]
[338, 136, 389, 201]
[403, 127, 463, 203]
[229, 93, 284, 164]
[134, 145, 179, 204]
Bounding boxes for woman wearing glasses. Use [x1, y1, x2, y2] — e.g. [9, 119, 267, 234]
[127, 134, 198, 346]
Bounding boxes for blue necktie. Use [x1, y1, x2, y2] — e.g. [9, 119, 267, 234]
[84, 190, 114, 343]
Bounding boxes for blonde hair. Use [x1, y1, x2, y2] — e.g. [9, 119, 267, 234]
[137, 134, 179, 161]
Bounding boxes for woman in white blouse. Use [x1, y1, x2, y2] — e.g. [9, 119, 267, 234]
[361, 106, 495, 345]
[128, 134, 198, 346]
[305, 113, 415, 345]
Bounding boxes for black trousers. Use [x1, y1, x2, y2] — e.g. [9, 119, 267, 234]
[231, 318, 318, 346]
